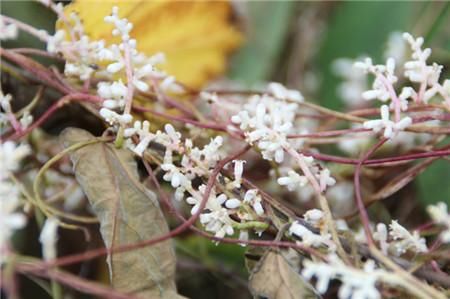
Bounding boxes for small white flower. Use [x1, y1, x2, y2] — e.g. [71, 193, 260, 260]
[302, 255, 383, 299]
[363, 105, 412, 139]
[303, 209, 324, 227]
[104, 6, 133, 41]
[106, 61, 124, 74]
[161, 163, 188, 189]
[230, 93, 299, 164]
[19, 111, 33, 129]
[277, 170, 308, 191]
[391, 86, 415, 111]
[0, 172, 27, 252]
[225, 198, 241, 209]
[0, 92, 12, 112]
[373, 223, 389, 254]
[160, 76, 183, 93]
[244, 189, 264, 216]
[64, 63, 94, 80]
[403, 33, 443, 86]
[427, 202, 450, 243]
[39, 217, 59, 261]
[133, 78, 149, 92]
[268, 82, 304, 102]
[0, 141, 31, 172]
[46, 30, 65, 53]
[99, 108, 132, 126]
[227, 160, 246, 189]
[389, 220, 427, 255]
[356, 58, 398, 103]
[317, 168, 336, 192]
[200, 208, 234, 238]
[289, 221, 332, 248]
[164, 124, 181, 144]
[97, 80, 127, 101]
[124, 120, 154, 156]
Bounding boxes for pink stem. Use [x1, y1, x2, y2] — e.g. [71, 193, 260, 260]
[8, 93, 103, 141]
[377, 74, 401, 122]
[354, 138, 388, 246]
[122, 45, 134, 116]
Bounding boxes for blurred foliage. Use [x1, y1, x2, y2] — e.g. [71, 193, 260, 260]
[317, 1, 412, 111]
[417, 160, 450, 205]
[1, 1, 55, 49]
[229, 1, 296, 84]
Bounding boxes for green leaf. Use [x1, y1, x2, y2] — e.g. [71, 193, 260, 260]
[317, 2, 412, 110]
[229, 2, 296, 84]
[417, 160, 450, 206]
[61, 128, 184, 299]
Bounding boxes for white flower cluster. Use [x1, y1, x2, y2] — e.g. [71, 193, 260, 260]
[355, 57, 412, 139]
[302, 255, 385, 299]
[1, 91, 34, 133]
[374, 221, 427, 256]
[46, 7, 183, 127]
[277, 156, 336, 194]
[363, 105, 412, 139]
[125, 121, 267, 239]
[289, 220, 334, 250]
[355, 57, 398, 103]
[0, 92, 13, 129]
[230, 83, 335, 194]
[427, 202, 450, 243]
[348, 32, 450, 139]
[0, 140, 30, 260]
[304, 209, 324, 227]
[403, 33, 445, 103]
[231, 86, 301, 163]
[333, 32, 409, 108]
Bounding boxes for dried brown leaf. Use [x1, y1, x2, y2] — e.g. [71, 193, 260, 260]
[248, 249, 319, 299]
[61, 128, 184, 299]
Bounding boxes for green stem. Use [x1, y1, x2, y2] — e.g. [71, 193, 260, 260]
[232, 221, 269, 230]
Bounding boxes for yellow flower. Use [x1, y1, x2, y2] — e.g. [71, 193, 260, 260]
[62, 0, 242, 89]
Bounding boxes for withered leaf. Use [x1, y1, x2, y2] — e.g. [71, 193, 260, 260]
[248, 249, 319, 299]
[61, 128, 184, 299]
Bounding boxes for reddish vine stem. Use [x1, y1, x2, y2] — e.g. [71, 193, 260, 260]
[132, 104, 229, 132]
[16, 265, 138, 299]
[0, 48, 70, 94]
[10, 48, 65, 60]
[288, 128, 371, 138]
[7, 93, 103, 141]
[354, 138, 388, 246]
[302, 147, 450, 167]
